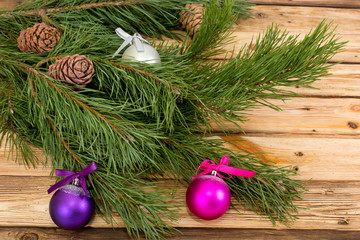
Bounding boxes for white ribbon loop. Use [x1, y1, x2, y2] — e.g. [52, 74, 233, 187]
[112, 28, 150, 58]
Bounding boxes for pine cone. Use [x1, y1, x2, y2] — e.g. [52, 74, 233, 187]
[179, 4, 204, 37]
[48, 54, 94, 88]
[17, 23, 60, 53]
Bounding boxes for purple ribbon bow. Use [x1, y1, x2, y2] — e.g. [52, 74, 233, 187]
[47, 162, 97, 196]
[192, 155, 256, 180]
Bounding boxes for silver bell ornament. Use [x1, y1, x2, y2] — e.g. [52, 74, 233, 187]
[112, 28, 161, 65]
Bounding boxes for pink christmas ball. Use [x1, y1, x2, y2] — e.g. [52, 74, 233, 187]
[186, 175, 231, 220]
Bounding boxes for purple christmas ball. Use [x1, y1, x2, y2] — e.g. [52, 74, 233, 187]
[186, 175, 231, 220]
[49, 184, 95, 230]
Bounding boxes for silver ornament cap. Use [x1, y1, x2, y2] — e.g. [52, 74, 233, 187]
[113, 28, 161, 66]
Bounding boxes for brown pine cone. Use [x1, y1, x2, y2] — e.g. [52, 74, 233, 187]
[179, 4, 204, 37]
[48, 54, 94, 88]
[17, 23, 60, 53]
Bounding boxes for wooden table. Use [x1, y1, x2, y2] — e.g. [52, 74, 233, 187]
[1, 0, 360, 239]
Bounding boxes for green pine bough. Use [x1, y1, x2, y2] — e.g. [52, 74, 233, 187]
[0, 0, 345, 239]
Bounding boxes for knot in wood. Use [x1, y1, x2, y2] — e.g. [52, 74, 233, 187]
[294, 152, 304, 157]
[19, 233, 39, 240]
[350, 105, 360, 112]
[256, 12, 267, 18]
[348, 122, 358, 129]
[324, 188, 334, 195]
[338, 217, 350, 225]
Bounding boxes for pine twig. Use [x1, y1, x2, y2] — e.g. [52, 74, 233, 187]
[0, 1, 143, 18]
[27, 73, 165, 236]
[7, 89, 14, 114]
[27, 68, 152, 229]
[16, 60, 126, 138]
[41, 14, 66, 32]
[98, 59, 180, 95]
[27, 75, 82, 164]
[27, 70, 140, 218]
[34, 55, 63, 68]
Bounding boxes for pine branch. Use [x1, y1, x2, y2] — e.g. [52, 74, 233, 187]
[7, 89, 14, 114]
[28, 74, 82, 164]
[6, 58, 163, 172]
[25, 63, 127, 138]
[1, 1, 142, 18]
[179, 0, 237, 59]
[18, 61, 178, 240]
[27, 70, 177, 238]
[92, 58, 190, 132]
[191, 20, 346, 132]
[97, 58, 179, 95]
[34, 55, 63, 68]
[0, 77, 41, 168]
[40, 14, 66, 32]
[0, 0, 203, 40]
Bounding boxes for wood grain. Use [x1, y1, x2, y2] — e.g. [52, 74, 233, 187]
[206, 64, 360, 97]
[213, 97, 360, 135]
[3, 135, 360, 181]
[277, 64, 360, 97]
[0, 176, 359, 230]
[220, 135, 360, 181]
[6, 98, 360, 139]
[253, 0, 360, 8]
[0, 0, 23, 9]
[2, 227, 360, 240]
[230, 5, 360, 63]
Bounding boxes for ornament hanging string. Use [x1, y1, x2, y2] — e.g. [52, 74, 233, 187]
[192, 155, 256, 180]
[48, 162, 97, 196]
[112, 27, 150, 58]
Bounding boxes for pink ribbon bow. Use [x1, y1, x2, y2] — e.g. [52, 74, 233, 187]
[192, 155, 256, 180]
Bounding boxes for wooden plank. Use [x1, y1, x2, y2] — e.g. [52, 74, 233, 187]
[1, 2, 359, 63]
[3, 89, 360, 156]
[0, 139, 50, 176]
[229, 5, 360, 63]
[0, 0, 23, 9]
[221, 135, 360, 181]
[253, 0, 360, 8]
[278, 64, 360, 97]
[0, 158, 50, 177]
[207, 63, 360, 97]
[2, 227, 360, 240]
[212, 97, 360, 135]
[178, 180, 360, 229]
[0, 175, 359, 230]
[2, 135, 360, 181]
[5, 99, 360, 175]
[239, 6, 360, 34]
